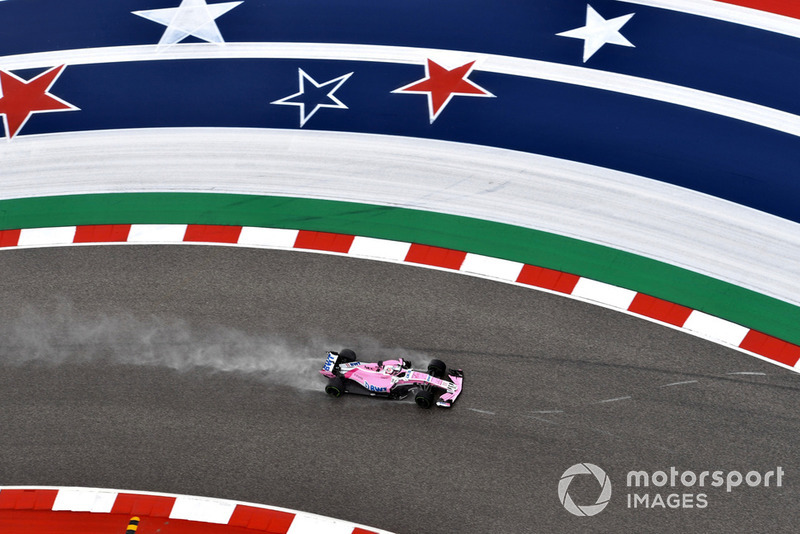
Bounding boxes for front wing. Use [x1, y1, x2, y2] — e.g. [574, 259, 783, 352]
[436, 369, 464, 408]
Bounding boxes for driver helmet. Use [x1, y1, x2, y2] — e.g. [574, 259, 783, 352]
[381, 359, 403, 375]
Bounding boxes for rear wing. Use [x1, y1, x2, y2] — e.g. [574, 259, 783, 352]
[320, 351, 339, 378]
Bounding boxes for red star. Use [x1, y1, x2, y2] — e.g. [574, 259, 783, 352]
[393, 59, 494, 123]
[0, 65, 78, 139]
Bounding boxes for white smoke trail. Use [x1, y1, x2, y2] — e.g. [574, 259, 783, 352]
[0, 301, 319, 390]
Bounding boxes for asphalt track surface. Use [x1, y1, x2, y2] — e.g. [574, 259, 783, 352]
[1, 246, 799, 533]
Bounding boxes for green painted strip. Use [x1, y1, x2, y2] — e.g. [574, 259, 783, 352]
[2, 192, 798, 346]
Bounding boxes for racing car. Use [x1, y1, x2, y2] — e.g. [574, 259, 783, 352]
[320, 349, 464, 408]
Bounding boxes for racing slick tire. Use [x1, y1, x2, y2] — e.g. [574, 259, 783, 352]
[338, 349, 357, 363]
[325, 376, 346, 398]
[414, 389, 435, 409]
[427, 359, 447, 379]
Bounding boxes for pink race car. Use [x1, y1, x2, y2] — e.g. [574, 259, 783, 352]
[320, 349, 464, 408]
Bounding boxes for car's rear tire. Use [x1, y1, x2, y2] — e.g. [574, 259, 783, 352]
[427, 359, 447, 379]
[415, 389, 434, 409]
[338, 349, 356, 363]
[325, 376, 346, 398]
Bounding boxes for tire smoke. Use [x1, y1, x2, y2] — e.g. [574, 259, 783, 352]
[0, 301, 354, 390]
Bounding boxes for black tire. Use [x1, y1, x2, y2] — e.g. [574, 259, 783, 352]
[427, 359, 447, 379]
[338, 349, 356, 363]
[415, 389, 435, 409]
[325, 376, 346, 398]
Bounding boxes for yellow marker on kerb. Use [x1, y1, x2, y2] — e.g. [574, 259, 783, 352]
[126, 516, 140, 534]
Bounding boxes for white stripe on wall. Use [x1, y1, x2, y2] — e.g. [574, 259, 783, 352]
[616, 0, 800, 39]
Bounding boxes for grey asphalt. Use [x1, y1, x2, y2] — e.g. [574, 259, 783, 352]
[1, 246, 798, 533]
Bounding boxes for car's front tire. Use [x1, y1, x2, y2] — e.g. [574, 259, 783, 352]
[427, 359, 447, 379]
[414, 389, 434, 409]
[325, 376, 346, 398]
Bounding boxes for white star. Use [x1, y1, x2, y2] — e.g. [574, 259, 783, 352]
[133, 0, 243, 46]
[557, 4, 635, 63]
[272, 69, 354, 127]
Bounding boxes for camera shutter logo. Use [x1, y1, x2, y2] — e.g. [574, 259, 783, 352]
[558, 463, 612, 516]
